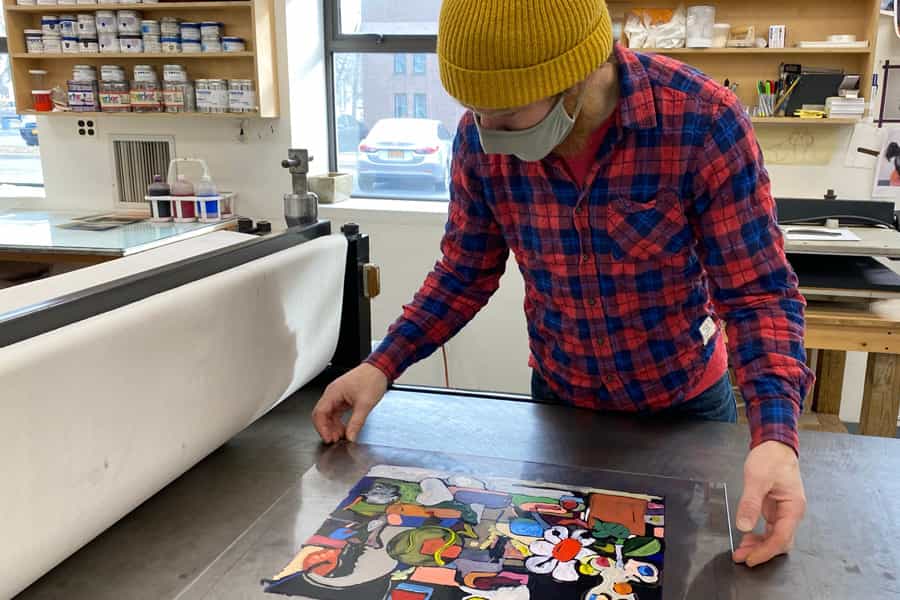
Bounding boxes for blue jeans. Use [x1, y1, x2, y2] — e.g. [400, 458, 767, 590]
[530, 370, 738, 424]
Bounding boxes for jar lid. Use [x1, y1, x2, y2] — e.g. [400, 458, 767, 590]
[200, 21, 222, 25]
[180, 22, 199, 26]
[59, 14, 75, 18]
[221, 37, 244, 41]
[25, 29, 44, 34]
[41, 15, 59, 19]
[28, 69, 49, 74]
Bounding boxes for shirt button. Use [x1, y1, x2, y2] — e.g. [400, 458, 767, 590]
[582, 253, 591, 262]
[605, 374, 616, 384]
[588, 298, 597, 306]
[575, 205, 583, 214]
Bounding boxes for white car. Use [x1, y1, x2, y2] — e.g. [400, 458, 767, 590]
[357, 118, 454, 193]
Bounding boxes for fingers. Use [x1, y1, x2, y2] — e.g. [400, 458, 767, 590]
[345, 397, 377, 443]
[735, 475, 770, 533]
[312, 386, 347, 444]
[743, 515, 798, 567]
[732, 533, 765, 564]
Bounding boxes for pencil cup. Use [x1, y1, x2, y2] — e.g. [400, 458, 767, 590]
[757, 94, 776, 117]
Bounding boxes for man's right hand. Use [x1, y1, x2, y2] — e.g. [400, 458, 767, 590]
[312, 363, 389, 444]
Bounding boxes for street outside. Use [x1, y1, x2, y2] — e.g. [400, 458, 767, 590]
[337, 151, 449, 202]
[0, 125, 43, 195]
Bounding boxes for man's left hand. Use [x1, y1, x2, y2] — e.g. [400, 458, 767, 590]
[733, 440, 806, 567]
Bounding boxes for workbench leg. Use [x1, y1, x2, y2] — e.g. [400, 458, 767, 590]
[813, 350, 846, 416]
[859, 353, 900, 438]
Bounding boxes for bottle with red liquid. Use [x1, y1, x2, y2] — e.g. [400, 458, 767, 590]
[29, 69, 53, 112]
[171, 174, 196, 222]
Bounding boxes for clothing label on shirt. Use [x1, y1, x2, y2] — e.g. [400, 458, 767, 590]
[700, 316, 716, 346]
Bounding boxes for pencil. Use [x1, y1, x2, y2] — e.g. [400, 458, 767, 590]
[773, 76, 802, 114]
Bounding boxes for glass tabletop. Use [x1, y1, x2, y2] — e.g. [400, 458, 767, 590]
[175, 443, 734, 600]
[0, 209, 231, 256]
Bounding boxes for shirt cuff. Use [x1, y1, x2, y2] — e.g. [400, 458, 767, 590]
[364, 336, 403, 383]
[746, 396, 800, 455]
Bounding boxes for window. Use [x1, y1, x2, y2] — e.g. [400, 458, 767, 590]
[393, 54, 406, 75]
[413, 54, 427, 75]
[393, 93, 408, 118]
[414, 93, 427, 118]
[326, 1, 464, 201]
[0, 12, 44, 197]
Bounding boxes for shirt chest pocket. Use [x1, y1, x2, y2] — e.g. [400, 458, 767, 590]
[605, 189, 688, 262]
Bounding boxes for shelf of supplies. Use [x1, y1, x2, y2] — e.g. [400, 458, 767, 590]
[5, 1, 251, 11]
[645, 47, 872, 55]
[751, 117, 860, 125]
[22, 109, 260, 117]
[11, 51, 254, 59]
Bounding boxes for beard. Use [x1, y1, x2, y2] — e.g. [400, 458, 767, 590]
[553, 64, 619, 158]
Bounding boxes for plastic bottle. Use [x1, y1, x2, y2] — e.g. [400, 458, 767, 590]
[195, 174, 218, 220]
[147, 174, 171, 219]
[170, 173, 196, 221]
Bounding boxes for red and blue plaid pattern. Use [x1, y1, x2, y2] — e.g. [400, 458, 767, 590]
[367, 44, 814, 452]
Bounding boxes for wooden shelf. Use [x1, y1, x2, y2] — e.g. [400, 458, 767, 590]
[12, 52, 254, 59]
[609, 0, 881, 113]
[646, 47, 872, 55]
[3, 0, 278, 117]
[6, 1, 251, 11]
[751, 117, 860, 125]
[22, 110, 259, 118]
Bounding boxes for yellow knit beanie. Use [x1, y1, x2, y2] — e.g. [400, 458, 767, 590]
[438, 0, 614, 110]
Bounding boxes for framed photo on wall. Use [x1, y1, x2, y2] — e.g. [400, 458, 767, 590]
[872, 127, 900, 198]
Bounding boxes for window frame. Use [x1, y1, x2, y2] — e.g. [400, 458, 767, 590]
[393, 53, 407, 75]
[412, 53, 427, 75]
[413, 92, 427, 118]
[393, 93, 408, 117]
[324, 1, 438, 176]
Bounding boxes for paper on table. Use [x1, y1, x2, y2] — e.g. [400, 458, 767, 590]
[782, 226, 862, 241]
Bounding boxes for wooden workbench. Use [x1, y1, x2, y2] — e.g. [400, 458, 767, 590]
[806, 299, 900, 437]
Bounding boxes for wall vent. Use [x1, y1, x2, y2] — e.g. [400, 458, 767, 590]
[110, 135, 175, 206]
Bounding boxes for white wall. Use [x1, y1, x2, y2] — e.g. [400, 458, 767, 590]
[21, 5, 900, 417]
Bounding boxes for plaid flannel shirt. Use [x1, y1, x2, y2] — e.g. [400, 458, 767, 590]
[367, 44, 814, 452]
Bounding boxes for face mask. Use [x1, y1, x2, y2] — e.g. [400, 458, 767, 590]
[475, 85, 587, 162]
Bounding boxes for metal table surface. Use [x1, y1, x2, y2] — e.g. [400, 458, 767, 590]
[15, 384, 900, 600]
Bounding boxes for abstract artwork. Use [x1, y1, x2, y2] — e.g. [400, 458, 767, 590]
[263, 465, 665, 600]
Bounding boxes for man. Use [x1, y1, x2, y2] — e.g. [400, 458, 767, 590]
[313, 0, 814, 569]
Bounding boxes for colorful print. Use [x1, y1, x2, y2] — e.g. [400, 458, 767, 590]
[263, 465, 665, 599]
